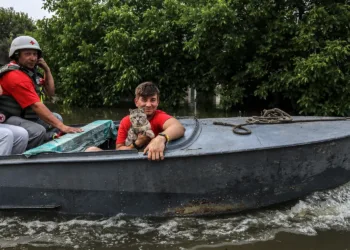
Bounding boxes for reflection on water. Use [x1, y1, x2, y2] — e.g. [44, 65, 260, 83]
[1, 182, 350, 249]
[46, 101, 247, 125]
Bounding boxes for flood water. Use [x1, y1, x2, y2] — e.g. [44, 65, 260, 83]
[2, 102, 350, 250]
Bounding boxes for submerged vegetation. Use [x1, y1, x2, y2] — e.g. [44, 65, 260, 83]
[2, 0, 350, 115]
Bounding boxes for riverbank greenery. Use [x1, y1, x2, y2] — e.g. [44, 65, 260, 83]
[0, 7, 36, 65]
[3, 0, 350, 115]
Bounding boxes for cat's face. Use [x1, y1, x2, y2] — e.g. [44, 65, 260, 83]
[129, 108, 148, 126]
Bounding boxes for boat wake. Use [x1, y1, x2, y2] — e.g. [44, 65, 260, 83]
[1, 183, 350, 249]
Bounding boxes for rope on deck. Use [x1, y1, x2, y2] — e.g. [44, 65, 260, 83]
[213, 108, 350, 135]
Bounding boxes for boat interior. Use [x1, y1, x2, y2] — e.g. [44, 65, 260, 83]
[0, 118, 201, 159]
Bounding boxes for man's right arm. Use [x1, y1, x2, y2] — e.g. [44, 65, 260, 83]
[116, 135, 151, 150]
[116, 144, 134, 150]
[31, 102, 82, 133]
[0, 85, 2, 95]
[5, 78, 82, 134]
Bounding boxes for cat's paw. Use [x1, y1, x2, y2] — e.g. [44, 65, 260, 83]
[146, 130, 155, 138]
[125, 139, 132, 146]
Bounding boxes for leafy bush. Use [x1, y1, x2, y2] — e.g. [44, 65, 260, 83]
[0, 7, 36, 65]
[35, 0, 350, 115]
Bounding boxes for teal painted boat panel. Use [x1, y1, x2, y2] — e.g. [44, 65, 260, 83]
[23, 120, 117, 157]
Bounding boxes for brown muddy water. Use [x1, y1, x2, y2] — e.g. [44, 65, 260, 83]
[2, 102, 350, 250]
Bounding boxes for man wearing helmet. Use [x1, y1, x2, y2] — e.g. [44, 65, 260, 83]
[0, 36, 82, 150]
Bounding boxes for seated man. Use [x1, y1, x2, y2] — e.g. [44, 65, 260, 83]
[0, 125, 28, 155]
[86, 81, 185, 161]
[0, 36, 82, 149]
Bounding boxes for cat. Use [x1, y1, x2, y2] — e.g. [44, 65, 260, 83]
[125, 108, 155, 146]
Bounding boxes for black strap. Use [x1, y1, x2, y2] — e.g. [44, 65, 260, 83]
[132, 141, 142, 150]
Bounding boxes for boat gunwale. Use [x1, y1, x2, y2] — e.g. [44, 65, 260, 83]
[0, 118, 202, 165]
[1, 131, 349, 166]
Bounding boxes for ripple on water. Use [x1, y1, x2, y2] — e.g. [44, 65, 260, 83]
[1, 182, 350, 249]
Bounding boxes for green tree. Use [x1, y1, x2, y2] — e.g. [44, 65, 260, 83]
[183, 0, 350, 115]
[37, 0, 350, 115]
[0, 7, 36, 65]
[251, 2, 350, 115]
[37, 0, 197, 107]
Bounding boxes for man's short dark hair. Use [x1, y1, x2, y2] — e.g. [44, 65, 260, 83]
[135, 82, 160, 99]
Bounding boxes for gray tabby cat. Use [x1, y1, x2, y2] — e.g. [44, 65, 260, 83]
[125, 108, 155, 146]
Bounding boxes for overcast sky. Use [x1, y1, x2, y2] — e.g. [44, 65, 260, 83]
[1, 0, 52, 20]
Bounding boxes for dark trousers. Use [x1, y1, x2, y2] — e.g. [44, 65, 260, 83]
[5, 116, 45, 150]
[5, 113, 63, 150]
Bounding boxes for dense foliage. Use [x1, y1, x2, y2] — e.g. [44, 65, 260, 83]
[0, 7, 36, 65]
[33, 0, 350, 115]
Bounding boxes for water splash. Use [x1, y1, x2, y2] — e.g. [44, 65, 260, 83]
[1, 182, 350, 249]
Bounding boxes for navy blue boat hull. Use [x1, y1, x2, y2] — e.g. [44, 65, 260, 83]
[0, 117, 349, 217]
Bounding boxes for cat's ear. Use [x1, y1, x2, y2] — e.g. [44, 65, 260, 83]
[140, 108, 145, 113]
[129, 109, 132, 112]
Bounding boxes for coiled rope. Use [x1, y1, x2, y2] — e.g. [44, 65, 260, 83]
[213, 108, 350, 135]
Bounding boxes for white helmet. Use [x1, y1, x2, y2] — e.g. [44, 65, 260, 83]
[9, 36, 42, 58]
